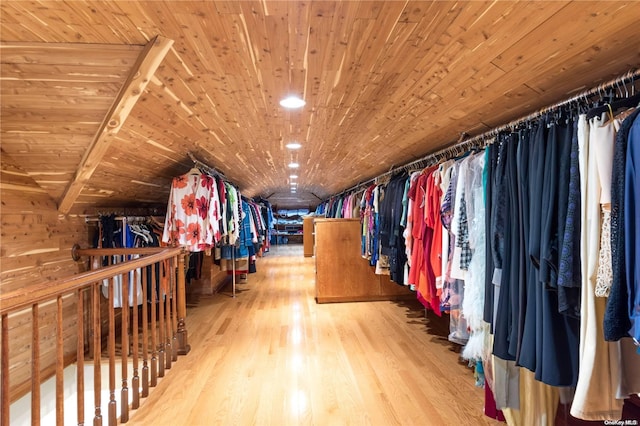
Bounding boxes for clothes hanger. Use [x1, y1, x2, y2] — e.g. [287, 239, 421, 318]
[187, 166, 202, 176]
[586, 91, 640, 120]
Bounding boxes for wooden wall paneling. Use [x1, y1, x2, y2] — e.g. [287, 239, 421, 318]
[1, 152, 89, 403]
[214, 1, 243, 15]
[0, 42, 141, 67]
[2, 79, 125, 100]
[173, 5, 227, 75]
[118, 114, 184, 159]
[124, 90, 199, 144]
[303, 216, 314, 258]
[109, 2, 164, 44]
[0, 104, 105, 124]
[314, 218, 413, 303]
[0, 41, 143, 206]
[3, 1, 640, 209]
[0, 120, 101, 137]
[522, 21, 640, 96]
[58, 35, 174, 213]
[336, 3, 558, 161]
[286, 1, 311, 74]
[491, 2, 636, 75]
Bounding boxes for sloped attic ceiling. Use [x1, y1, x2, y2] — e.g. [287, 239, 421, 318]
[1, 1, 639, 212]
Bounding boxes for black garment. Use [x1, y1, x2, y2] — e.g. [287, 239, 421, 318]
[489, 136, 509, 343]
[605, 109, 640, 341]
[528, 119, 547, 271]
[483, 144, 498, 328]
[515, 127, 531, 364]
[390, 177, 408, 285]
[518, 119, 546, 372]
[490, 137, 508, 277]
[540, 117, 573, 291]
[556, 118, 582, 318]
[186, 251, 203, 283]
[491, 135, 511, 358]
[97, 214, 123, 248]
[537, 120, 579, 387]
[493, 133, 520, 361]
[515, 117, 579, 386]
[379, 173, 408, 284]
[540, 120, 560, 287]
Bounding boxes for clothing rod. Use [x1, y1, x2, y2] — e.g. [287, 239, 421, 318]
[186, 151, 228, 180]
[326, 68, 639, 201]
[418, 68, 640, 168]
[85, 215, 160, 223]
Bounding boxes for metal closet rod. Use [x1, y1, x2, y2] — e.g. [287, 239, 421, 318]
[186, 151, 229, 181]
[327, 68, 640, 201]
[85, 215, 161, 223]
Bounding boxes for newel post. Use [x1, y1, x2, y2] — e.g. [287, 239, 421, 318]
[176, 251, 191, 355]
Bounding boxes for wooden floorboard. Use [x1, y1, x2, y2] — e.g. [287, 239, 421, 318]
[126, 244, 499, 425]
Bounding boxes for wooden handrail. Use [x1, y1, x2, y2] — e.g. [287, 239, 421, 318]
[71, 246, 173, 259]
[1, 245, 191, 425]
[0, 247, 182, 314]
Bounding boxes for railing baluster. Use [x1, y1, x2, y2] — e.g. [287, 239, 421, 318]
[32, 304, 40, 426]
[2, 313, 10, 426]
[56, 296, 64, 426]
[93, 283, 102, 426]
[141, 266, 149, 398]
[177, 253, 190, 355]
[108, 275, 116, 426]
[132, 267, 140, 409]
[157, 268, 165, 378]
[150, 265, 158, 387]
[170, 257, 178, 362]
[121, 268, 129, 423]
[77, 288, 85, 426]
[165, 259, 172, 370]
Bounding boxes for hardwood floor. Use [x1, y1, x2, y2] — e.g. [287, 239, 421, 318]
[127, 245, 499, 425]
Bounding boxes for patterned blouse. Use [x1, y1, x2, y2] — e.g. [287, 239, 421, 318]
[163, 171, 221, 252]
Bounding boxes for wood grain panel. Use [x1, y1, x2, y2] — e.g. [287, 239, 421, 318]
[57, 35, 173, 213]
[0, 42, 142, 66]
[1, 152, 89, 402]
[315, 219, 413, 303]
[1, 0, 640, 212]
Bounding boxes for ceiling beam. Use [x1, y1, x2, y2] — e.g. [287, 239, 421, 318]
[57, 35, 174, 214]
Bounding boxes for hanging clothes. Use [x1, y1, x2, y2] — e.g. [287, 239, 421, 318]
[378, 173, 409, 284]
[447, 155, 471, 344]
[606, 108, 640, 341]
[94, 215, 145, 308]
[402, 172, 421, 288]
[163, 169, 221, 252]
[323, 74, 640, 424]
[411, 167, 439, 313]
[571, 113, 624, 420]
[462, 151, 487, 360]
[623, 112, 640, 346]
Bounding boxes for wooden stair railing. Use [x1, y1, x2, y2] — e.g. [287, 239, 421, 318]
[0, 246, 190, 426]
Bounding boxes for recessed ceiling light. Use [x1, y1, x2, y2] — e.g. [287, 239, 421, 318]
[288, 162, 299, 168]
[286, 142, 302, 149]
[280, 96, 305, 109]
[290, 174, 298, 179]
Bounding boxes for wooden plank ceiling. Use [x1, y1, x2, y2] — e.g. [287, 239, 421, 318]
[1, 1, 639, 211]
